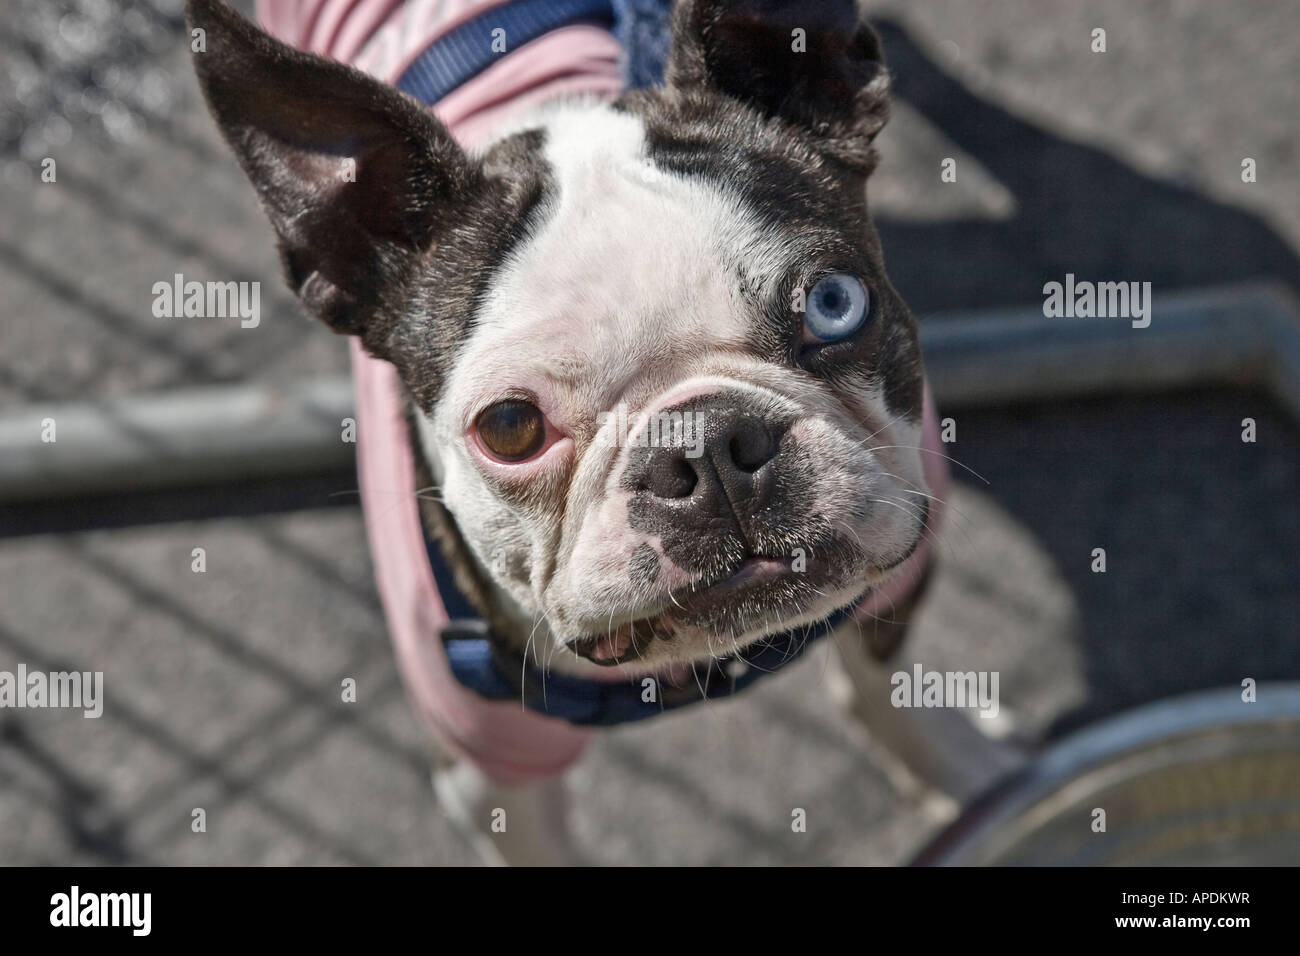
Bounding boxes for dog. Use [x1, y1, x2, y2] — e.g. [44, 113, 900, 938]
[187, 0, 967, 864]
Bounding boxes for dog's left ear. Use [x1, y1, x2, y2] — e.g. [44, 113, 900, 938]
[666, 0, 890, 171]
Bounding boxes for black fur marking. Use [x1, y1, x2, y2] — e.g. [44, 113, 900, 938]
[386, 129, 555, 411]
[628, 543, 661, 588]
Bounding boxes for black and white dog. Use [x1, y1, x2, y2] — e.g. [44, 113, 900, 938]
[188, 0, 956, 864]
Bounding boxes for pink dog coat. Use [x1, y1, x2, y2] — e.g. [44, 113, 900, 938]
[257, 0, 948, 785]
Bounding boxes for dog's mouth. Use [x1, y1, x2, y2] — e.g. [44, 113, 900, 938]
[568, 553, 811, 667]
[676, 553, 804, 610]
[566, 512, 930, 668]
[569, 616, 674, 667]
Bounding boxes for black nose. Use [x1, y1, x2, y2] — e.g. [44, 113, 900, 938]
[637, 404, 782, 512]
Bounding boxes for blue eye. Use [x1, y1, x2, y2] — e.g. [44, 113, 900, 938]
[803, 273, 870, 342]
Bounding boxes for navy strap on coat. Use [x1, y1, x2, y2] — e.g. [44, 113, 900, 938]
[612, 0, 675, 88]
[397, 0, 679, 105]
[399, 0, 850, 727]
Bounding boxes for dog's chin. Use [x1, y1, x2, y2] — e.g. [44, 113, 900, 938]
[564, 540, 920, 670]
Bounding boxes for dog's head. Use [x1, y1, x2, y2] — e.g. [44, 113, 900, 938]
[189, 0, 929, 669]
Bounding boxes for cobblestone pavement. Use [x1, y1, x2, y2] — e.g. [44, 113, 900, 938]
[1, 0, 1296, 864]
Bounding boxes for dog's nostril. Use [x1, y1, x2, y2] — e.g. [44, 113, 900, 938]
[727, 419, 776, 473]
[635, 406, 780, 502]
[646, 454, 697, 499]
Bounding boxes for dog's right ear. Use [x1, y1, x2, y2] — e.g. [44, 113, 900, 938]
[187, 0, 476, 337]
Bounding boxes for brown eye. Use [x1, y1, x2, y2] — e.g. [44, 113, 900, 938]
[475, 400, 546, 462]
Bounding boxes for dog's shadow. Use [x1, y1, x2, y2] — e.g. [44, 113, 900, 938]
[867, 21, 1300, 745]
[869, 19, 1300, 314]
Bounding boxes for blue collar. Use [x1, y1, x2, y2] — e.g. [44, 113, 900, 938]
[397, 0, 619, 104]
[401, 0, 842, 726]
[396, 0, 673, 104]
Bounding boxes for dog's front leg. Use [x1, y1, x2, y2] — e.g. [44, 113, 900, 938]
[828, 561, 1029, 809]
[432, 760, 580, 866]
